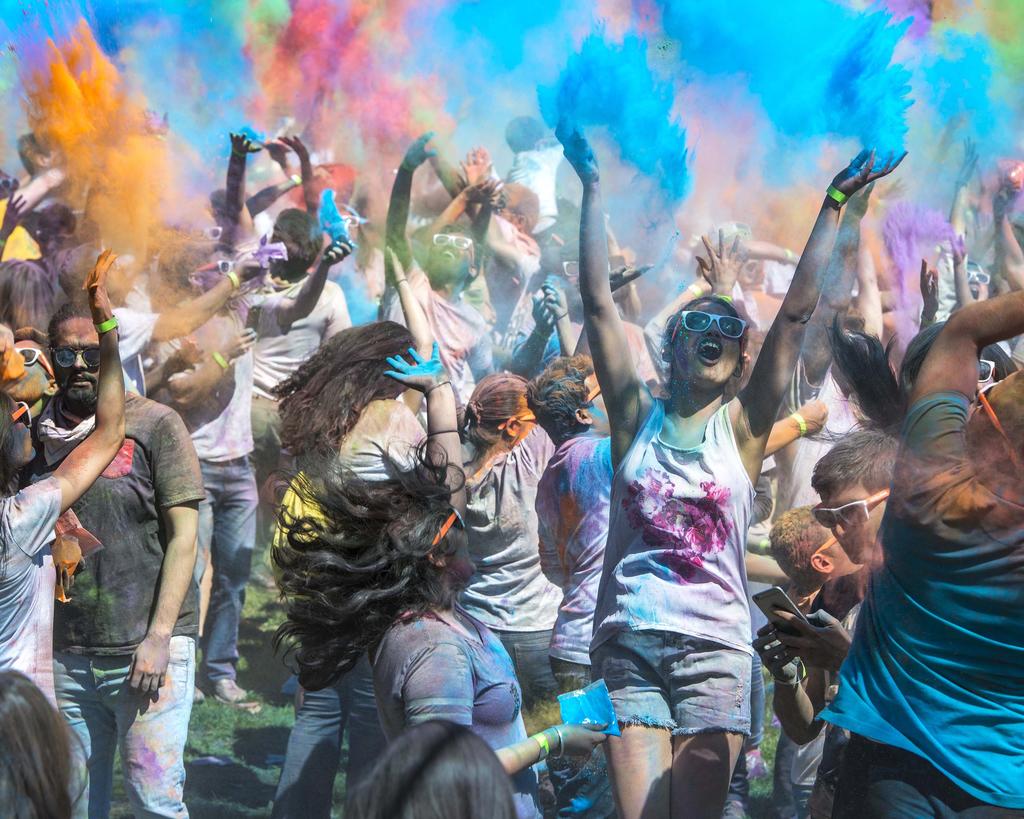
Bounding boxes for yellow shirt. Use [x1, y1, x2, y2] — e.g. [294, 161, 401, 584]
[271, 472, 326, 585]
[0, 199, 41, 261]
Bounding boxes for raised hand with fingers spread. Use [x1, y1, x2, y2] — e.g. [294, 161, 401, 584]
[0, 193, 27, 247]
[556, 120, 599, 185]
[920, 258, 939, 324]
[384, 343, 448, 394]
[697, 229, 744, 297]
[828, 148, 907, 203]
[461, 147, 494, 187]
[402, 132, 438, 172]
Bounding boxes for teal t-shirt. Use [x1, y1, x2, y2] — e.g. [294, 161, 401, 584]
[822, 392, 1024, 808]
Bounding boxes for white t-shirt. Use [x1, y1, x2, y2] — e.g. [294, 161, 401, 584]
[249, 279, 352, 399]
[0, 478, 62, 704]
[113, 306, 159, 395]
[506, 142, 563, 233]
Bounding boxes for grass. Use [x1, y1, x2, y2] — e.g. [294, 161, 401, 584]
[108, 584, 783, 818]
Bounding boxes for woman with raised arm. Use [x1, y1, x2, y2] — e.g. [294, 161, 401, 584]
[0, 251, 125, 705]
[556, 122, 903, 819]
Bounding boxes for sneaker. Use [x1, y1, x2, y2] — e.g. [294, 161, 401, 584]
[721, 799, 748, 819]
[212, 678, 250, 704]
[193, 686, 206, 705]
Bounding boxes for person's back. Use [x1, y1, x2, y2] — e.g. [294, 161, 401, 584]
[825, 333, 1024, 812]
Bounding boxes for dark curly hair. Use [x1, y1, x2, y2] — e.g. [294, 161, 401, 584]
[272, 445, 466, 690]
[527, 355, 594, 446]
[272, 321, 415, 458]
[461, 373, 529, 451]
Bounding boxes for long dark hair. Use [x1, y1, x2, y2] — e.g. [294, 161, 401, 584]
[347, 720, 517, 819]
[830, 318, 1018, 433]
[0, 671, 77, 819]
[272, 321, 415, 458]
[272, 445, 466, 690]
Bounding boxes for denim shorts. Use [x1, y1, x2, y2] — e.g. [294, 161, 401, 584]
[592, 629, 751, 736]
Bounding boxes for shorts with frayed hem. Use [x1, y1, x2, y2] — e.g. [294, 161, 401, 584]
[592, 629, 751, 737]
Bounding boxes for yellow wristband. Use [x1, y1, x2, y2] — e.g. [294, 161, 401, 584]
[290, 174, 302, 186]
[212, 352, 230, 371]
[686, 282, 704, 298]
[226, 270, 241, 290]
[531, 732, 550, 759]
[717, 294, 733, 303]
[791, 412, 808, 436]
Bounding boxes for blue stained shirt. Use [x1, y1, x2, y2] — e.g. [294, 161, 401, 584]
[822, 392, 1024, 808]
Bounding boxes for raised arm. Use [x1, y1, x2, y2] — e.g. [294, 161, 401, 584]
[53, 251, 126, 513]
[387, 133, 437, 273]
[280, 136, 318, 214]
[151, 261, 262, 342]
[949, 138, 978, 236]
[557, 123, 649, 464]
[992, 168, 1024, 292]
[383, 344, 464, 515]
[800, 184, 873, 387]
[220, 132, 253, 252]
[167, 327, 256, 408]
[272, 239, 352, 331]
[950, 238, 977, 311]
[734, 151, 904, 479]
[0, 194, 27, 258]
[912, 288, 1024, 403]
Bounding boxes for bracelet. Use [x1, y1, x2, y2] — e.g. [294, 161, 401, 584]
[826, 185, 848, 206]
[212, 352, 230, 371]
[555, 311, 568, 321]
[290, 174, 302, 186]
[530, 732, 550, 760]
[95, 317, 119, 334]
[784, 248, 798, 263]
[226, 270, 241, 290]
[791, 412, 808, 436]
[717, 294, 733, 304]
[231, 149, 248, 159]
[424, 380, 451, 397]
[686, 282, 705, 298]
[551, 725, 565, 758]
[427, 428, 459, 436]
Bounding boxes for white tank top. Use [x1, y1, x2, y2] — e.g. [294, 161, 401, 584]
[592, 398, 755, 655]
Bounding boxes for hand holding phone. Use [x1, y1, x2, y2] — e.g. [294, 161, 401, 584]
[753, 586, 810, 635]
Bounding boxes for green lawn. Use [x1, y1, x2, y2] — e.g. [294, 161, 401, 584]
[108, 584, 782, 818]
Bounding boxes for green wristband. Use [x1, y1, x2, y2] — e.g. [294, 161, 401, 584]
[226, 270, 241, 290]
[530, 732, 550, 759]
[826, 185, 848, 205]
[212, 352, 230, 371]
[95, 317, 119, 334]
[290, 174, 302, 186]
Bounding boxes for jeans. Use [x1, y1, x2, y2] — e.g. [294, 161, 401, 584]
[727, 653, 766, 807]
[547, 658, 615, 818]
[251, 395, 286, 556]
[833, 734, 1023, 818]
[197, 457, 258, 683]
[497, 628, 559, 711]
[772, 730, 799, 819]
[55, 636, 195, 819]
[271, 654, 386, 818]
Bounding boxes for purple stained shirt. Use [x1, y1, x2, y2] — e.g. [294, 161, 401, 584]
[536, 434, 613, 666]
[373, 609, 540, 818]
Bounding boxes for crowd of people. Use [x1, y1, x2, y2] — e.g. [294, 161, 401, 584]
[0, 106, 1022, 819]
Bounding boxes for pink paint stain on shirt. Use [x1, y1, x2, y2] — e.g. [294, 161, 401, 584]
[623, 467, 733, 581]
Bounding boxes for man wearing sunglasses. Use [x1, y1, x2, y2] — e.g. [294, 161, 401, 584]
[381, 134, 494, 405]
[25, 300, 206, 819]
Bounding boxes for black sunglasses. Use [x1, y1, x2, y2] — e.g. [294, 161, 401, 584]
[52, 346, 101, 369]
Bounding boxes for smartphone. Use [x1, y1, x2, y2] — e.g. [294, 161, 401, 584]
[753, 586, 810, 635]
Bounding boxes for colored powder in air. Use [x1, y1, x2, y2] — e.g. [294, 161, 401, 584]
[20, 19, 171, 257]
[539, 31, 689, 201]
[656, 0, 913, 159]
[882, 200, 955, 289]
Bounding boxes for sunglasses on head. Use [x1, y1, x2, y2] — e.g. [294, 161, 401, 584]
[562, 260, 580, 282]
[14, 345, 55, 378]
[433, 233, 473, 251]
[671, 310, 747, 343]
[10, 401, 30, 425]
[52, 346, 101, 369]
[812, 489, 889, 530]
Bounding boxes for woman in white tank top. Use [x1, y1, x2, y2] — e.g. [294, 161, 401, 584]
[556, 123, 904, 819]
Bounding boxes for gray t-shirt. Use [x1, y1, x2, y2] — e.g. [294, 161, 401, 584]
[373, 609, 539, 818]
[0, 478, 62, 702]
[461, 428, 561, 632]
[27, 395, 206, 654]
